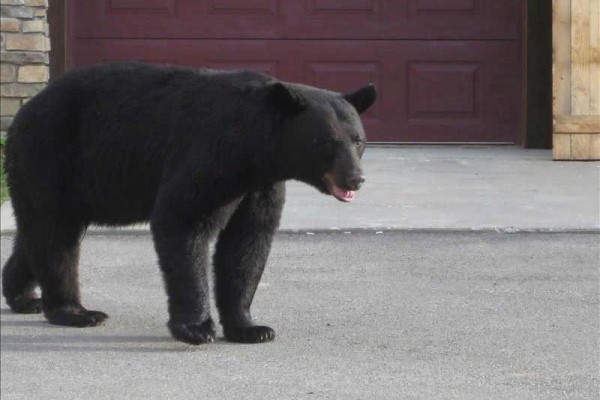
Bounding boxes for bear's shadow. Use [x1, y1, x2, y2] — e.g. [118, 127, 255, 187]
[0, 308, 233, 353]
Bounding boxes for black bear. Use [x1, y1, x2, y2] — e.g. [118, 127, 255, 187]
[2, 61, 376, 345]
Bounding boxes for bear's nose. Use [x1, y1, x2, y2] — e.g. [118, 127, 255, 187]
[347, 175, 365, 190]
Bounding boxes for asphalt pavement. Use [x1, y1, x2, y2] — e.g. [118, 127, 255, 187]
[1, 232, 598, 400]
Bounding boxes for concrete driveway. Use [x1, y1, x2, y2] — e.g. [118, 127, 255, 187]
[1, 232, 598, 400]
[2, 147, 599, 233]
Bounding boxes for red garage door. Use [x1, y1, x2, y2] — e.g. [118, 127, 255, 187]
[69, 0, 523, 143]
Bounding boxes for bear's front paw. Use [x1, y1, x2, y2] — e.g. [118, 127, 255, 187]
[169, 319, 216, 345]
[224, 325, 275, 344]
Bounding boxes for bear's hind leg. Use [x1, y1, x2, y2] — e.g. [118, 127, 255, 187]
[214, 183, 285, 343]
[22, 219, 107, 327]
[2, 235, 41, 314]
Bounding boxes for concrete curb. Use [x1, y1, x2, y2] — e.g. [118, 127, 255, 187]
[2, 227, 599, 237]
[2, 196, 599, 236]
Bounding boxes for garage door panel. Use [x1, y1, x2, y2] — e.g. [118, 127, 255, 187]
[310, 0, 378, 13]
[411, 0, 478, 12]
[207, 0, 278, 15]
[407, 61, 481, 120]
[204, 60, 280, 77]
[72, 39, 519, 143]
[73, 0, 284, 39]
[405, 0, 519, 39]
[106, 0, 176, 15]
[73, 0, 519, 40]
[399, 41, 521, 142]
[287, 0, 519, 40]
[305, 61, 382, 124]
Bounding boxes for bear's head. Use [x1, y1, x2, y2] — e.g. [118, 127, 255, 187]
[271, 82, 377, 202]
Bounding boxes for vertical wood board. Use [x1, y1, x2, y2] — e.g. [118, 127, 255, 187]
[590, 133, 600, 158]
[589, 0, 600, 114]
[553, 133, 572, 159]
[571, 0, 591, 115]
[553, 0, 571, 116]
[571, 133, 592, 158]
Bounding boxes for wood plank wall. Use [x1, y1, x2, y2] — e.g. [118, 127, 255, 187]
[553, 0, 600, 160]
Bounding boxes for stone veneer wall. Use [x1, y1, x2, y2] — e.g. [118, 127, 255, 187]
[0, 0, 50, 139]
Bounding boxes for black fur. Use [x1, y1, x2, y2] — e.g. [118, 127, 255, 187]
[2, 61, 377, 345]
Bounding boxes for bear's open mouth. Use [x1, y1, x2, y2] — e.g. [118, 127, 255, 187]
[323, 174, 356, 202]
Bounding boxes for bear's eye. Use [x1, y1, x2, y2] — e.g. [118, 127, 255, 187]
[354, 140, 363, 148]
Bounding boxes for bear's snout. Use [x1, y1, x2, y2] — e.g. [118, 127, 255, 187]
[345, 174, 365, 191]
[323, 171, 365, 202]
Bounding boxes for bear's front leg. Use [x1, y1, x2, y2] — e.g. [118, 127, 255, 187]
[214, 183, 285, 343]
[151, 209, 215, 345]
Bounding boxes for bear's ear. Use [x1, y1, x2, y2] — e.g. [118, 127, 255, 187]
[343, 84, 377, 114]
[270, 82, 307, 113]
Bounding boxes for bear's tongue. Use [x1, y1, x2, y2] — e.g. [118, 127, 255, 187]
[331, 185, 355, 202]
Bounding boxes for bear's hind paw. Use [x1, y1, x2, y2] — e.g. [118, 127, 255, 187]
[7, 295, 42, 314]
[45, 306, 108, 327]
